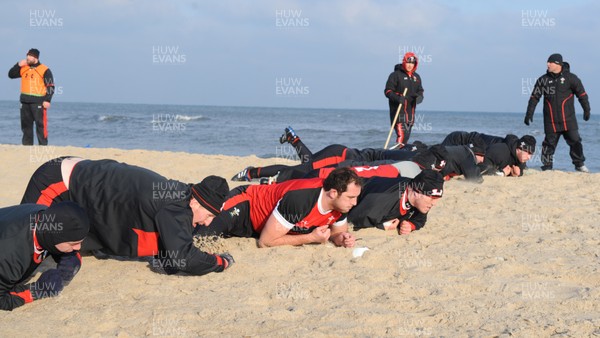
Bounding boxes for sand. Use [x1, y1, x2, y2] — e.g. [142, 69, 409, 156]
[0, 144, 599, 337]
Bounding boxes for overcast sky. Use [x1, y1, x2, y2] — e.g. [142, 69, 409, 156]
[1, 0, 597, 112]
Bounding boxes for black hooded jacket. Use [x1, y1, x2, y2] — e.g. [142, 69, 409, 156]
[526, 62, 590, 134]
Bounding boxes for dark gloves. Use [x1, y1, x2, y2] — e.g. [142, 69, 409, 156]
[30, 269, 64, 300]
[219, 253, 235, 271]
[387, 92, 404, 104]
[584, 110, 590, 121]
[524, 114, 533, 126]
[57, 252, 82, 285]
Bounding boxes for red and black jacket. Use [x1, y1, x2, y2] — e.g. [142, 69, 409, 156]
[526, 64, 590, 134]
[8, 62, 55, 104]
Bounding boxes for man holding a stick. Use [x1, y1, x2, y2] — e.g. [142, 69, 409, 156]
[384, 52, 424, 148]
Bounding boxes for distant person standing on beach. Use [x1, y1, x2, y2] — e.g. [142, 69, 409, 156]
[525, 53, 591, 172]
[384, 52, 424, 146]
[8, 48, 55, 146]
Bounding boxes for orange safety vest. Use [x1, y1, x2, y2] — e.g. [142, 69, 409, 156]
[20, 64, 49, 97]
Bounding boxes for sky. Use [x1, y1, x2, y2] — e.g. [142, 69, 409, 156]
[0, 0, 597, 112]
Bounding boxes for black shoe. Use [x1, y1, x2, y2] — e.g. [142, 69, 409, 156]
[575, 165, 589, 173]
[231, 167, 253, 181]
[279, 126, 298, 144]
[541, 165, 553, 171]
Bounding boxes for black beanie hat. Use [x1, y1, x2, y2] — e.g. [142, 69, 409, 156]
[36, 201, 90, 255]
[191, 176, 229, 215]
[518, 135, 537, 154]
[468, 136, 487, 156]
[27, 48, 40, 59]
[410, 169, 444, 198]
[547, 53, 563, 65]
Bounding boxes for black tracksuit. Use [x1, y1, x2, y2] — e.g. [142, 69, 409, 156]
[479, 138, 524, 175]
[0, 204, 51, 310]
[8, 62, 54, 146]
[348, 177, 427, 231]
[526, 64, 591, 168]
[21, 158, 227, 276]
[441, 145, 483, 183]
[442, 131, 507, 148]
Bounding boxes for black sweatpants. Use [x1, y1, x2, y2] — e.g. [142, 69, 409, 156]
[541, 129, 585, 168]
[20, 103, 48, 145]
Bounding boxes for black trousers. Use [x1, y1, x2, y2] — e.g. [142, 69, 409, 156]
[20, 157, 70, 206]
[542, 129, 585, 168]
[20, 103, 48, 145]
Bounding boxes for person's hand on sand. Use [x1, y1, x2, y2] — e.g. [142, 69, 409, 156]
[511, 165, 521, 177]
[18, 59, 27, 67]
[331, 232, 355, 248]
[398, 221, 413, 235]
[310, 226, 331, 244]
[502, 165, 511, 176]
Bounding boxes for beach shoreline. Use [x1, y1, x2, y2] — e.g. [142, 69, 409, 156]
[0, 144, 599, 336]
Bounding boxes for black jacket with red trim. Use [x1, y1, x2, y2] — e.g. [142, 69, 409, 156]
[8, 62, 55, 103]
[0, 204, 47, 311]
[384, 59, 424, 125]
[526, 64, 590, 134]
[69, 160, 226, 276]
[348, 177, 427, 231]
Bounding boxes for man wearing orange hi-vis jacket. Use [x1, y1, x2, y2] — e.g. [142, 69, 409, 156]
[8, 48, 55, 145]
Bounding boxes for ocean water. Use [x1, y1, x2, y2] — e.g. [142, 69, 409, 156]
[0, 100, 598, 172]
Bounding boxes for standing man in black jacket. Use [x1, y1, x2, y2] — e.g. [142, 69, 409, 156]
[525, 53, 591, 172]
[8, 48, 55, 145]
[384, 52, 424, 146]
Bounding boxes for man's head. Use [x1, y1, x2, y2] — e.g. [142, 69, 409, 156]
[190, 176, 229, 226]
[516, 135, 536, 163]
[468, 136, 487, 164]
[323, 167, 363, 213]
[547, 53, 563, 74]
[26, 48, 40, 65]
[407, 169, 444, 214]
[35, 201, 90, 254]
[402, 52, 418, 74]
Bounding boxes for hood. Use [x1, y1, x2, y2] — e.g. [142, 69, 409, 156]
[401, 52, 419, 76]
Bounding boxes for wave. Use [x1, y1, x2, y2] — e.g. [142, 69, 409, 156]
[97, 115, 129, 122]
[175, 114, 208, 121]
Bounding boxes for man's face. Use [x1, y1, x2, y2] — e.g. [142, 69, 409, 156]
[408, 189, 439, 214]
[55, 240, 83, 253]
[331, 182, 361, 213]
[404, 62, 415, 72]
[516, 148, 532, 163]
[547, 62, 562, 74]
[189, 199, 216, 226]
[26, 55, 37, 66]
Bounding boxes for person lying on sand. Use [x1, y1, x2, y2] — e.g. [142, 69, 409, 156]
[195, 167, 360, 248]
[20, 157, 233, 276]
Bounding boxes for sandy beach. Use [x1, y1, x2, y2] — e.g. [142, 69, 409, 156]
[0, 144, 599, 337]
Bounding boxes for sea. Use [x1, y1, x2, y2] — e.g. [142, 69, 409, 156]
[0, 100, 598, 172]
